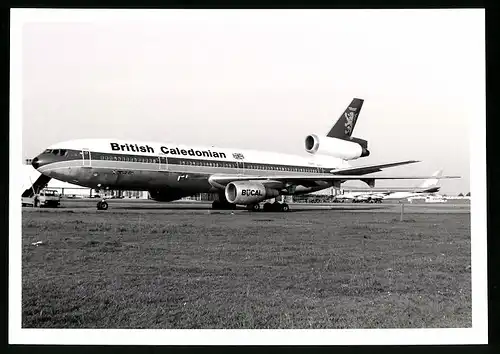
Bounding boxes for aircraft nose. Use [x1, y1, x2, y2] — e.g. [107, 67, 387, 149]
[31, 156, 49, 169]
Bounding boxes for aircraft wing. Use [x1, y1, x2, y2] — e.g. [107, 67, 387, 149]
[329, 160, 420, 175]
[209, 173, 460, 188]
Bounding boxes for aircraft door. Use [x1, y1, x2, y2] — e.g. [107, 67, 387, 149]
[159, 156, 168, 171]
[236, 161, 245, 175]
[82, 149, 91, 167]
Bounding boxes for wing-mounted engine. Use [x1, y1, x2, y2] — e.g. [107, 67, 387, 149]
[225, 181, 280, 205]
[305, 134, 370, 160]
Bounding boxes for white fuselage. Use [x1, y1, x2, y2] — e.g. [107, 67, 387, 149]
[32, 139, 351, 201]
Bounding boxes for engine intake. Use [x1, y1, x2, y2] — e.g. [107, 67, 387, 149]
[305, 134, 370, 160]
[225, 182, 279, 205]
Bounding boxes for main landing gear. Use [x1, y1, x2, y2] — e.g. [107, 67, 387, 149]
[97, 200, 108, 210]
[247, 202, 290, 212]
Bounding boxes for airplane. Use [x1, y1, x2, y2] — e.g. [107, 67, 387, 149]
[29, 98, 460, 212]
[338, 170, 445, 203]
[381, 170, 444, 201]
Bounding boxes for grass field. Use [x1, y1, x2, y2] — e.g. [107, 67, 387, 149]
[21, 208, 471, 329]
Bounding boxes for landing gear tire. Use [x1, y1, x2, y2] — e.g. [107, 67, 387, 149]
[281, 203, 290, 212]
[247, 203, 260, 212]
[97, 200, 108, 210]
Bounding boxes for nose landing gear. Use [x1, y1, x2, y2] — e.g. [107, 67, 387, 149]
[97, 200, 108, 210]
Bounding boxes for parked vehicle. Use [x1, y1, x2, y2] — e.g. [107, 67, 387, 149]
[22, 189, 61, 207]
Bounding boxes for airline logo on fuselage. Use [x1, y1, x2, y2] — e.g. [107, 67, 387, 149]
[110, 142, 227, 159]
[241, 189, 262, 196]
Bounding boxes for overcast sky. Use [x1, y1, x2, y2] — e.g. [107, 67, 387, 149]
[20, 9, 484, 194]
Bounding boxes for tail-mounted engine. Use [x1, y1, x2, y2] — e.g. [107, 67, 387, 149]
[225, 182, 279, 205]
[305, 134, 370, 160]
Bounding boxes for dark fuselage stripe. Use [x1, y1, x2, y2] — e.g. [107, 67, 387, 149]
[43, 149, 333, 174]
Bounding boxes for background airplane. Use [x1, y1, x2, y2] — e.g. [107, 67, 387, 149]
[338, 170, 444, 203]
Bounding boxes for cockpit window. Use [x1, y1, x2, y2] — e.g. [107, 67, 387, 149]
[44, 149, 52, 153]
[52, 149, 59, 155]
[59, 149, 67, 156]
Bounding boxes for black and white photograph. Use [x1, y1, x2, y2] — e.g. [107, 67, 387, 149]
[9, 8, 487, 345]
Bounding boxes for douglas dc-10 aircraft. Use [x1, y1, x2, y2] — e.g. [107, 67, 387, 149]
[30, 98, 459, 211]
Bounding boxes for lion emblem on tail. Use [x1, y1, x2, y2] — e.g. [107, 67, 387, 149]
[344, 112, 357, 135]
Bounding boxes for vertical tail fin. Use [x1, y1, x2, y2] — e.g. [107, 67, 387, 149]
[415, 170, 443, 192]
[327, 98, 364, 139]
